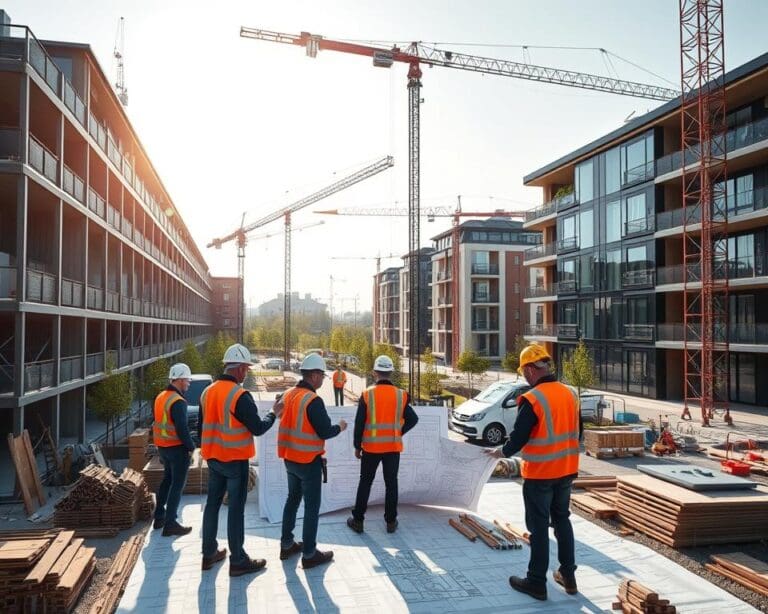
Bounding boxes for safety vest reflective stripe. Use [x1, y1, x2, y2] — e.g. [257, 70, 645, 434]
[521, 445, 580, 462]
[526, 388, 580, 445]
[153, 391, 183, 446]
[333, 372, 345, 386]
[362, 386, 405, 451]
[278, 388, 325, 461]
[280, 393, 323, 452]
[200, 385, 250, 440]
[200, 380, 255, 461]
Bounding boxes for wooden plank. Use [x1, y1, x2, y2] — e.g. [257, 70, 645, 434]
[57, 545, 95, 591]
[7, 433, 35, 514]
[22, 430, 46, 505]
[617, 474, 768, 507]
[23, 530, 74, 584]
[711, 553, 768, 590]
[47, 538, 84, 580]
[705, 563, 768, 599]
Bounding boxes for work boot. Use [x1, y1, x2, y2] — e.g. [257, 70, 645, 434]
[386, 520, 398, 534]
[202, 548, 227, 571]
[301, 550, 334, 569]
[152, 516, 165, 530]
[346, 516, 364, 533]
[229, 557, 267, 577]
[509, 576, 547, 601]
[279, 541, 303, 560]
[162, 522, 192, 537]
[553, 570, 578, 595]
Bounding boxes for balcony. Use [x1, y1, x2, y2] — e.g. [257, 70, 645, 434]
[525, 283, 558, 299]
[525, 324, 556, 337]
[471, 292, 499, 303]
[558, 279, 578, 294]
[556, 191, 577, 211]
[60, 355, 83, 383]
[622, 268, 655, 288]
[28, 135, 57, 183]
[61, 278, 84, 307]
[730, 323, 768, 345]
[0, 126, 20, 160]
[26, 269, 56, 304]
[524, 242, 556, 261]
[62, 164, 85, 204]
[0, 266, 17, 298]
[471, 263, 499, 275]
[87, 285, 104, 310]
[62, 80, 86, 126]
[86, 352, 104, 376]
[88, 188, 106, 219]
[624, 216, 655, 236]
[558, 324, 580, 339]
[105, 290, 119, 313]
[623, 161, 655, 186]
[24, 360, 55, 393]
[656, 204, 702, 231]
[472, 319, 499, 331]
[624, 324, 655, 342]
[657, 323, 731, 344]
[556, 237, 579, 254]
[525, 202, 557, 223]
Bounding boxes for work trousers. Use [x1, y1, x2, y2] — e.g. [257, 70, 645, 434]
[281, 456, 323, 558]
[333, 386, 344, 406]
[522, 475, 577, 587]
[155, 445, 190, 524]
[351, 451, 400, 523]
[202, 459, 250, 566]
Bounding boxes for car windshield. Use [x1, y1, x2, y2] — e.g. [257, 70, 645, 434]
[186, 380, 210, 407]
[474, 383, 517, 404]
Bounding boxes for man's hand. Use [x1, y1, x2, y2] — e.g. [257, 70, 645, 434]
[355, 448, 362, 459]
[272, 398, 285, 419]
[483, 447, 506, 459]
[338, 418, 348, 432]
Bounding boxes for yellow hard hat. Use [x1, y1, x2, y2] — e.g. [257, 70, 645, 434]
[518, 344, 552, 374]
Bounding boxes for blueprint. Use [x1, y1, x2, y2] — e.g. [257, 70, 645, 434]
[256, 404, 498, 523]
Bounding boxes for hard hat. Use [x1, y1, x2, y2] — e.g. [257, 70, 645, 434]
[222, 343, 254, 365]
[518, 344, 552, 374]
[373, 354, 395, 372]
[168, 363, 192, 380]
[300, 353, 326, 372]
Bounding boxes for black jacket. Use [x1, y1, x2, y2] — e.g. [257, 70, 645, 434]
[212, 374, 275, 437]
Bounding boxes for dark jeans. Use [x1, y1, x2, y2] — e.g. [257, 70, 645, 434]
[352, 451, 400, 523]
[155, 445, 190, 524]
[202, 459, 250, 566]
[281, 457, 323, 558]
[333, 387, 344, 405]
[522, 476, 576, 587]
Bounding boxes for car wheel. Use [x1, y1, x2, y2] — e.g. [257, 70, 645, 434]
[483, 423, 506, 446]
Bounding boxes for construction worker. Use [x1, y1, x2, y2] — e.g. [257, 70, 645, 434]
[484, 343, 582, 601]
[278, 353, 347, 569]
[200, 343, 280, 577]
[152, 363, 196, 536]
[332, 364, 347, 406]
[347, 354, 418, 534]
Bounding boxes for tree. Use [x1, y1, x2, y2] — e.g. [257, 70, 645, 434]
[203, 332, 235, 377]
[456, 350, 491, 392]
[139, 357, 169, 417]
[420, 348, 443, 399]
[178, 341, 204, 374]
[87, 358, 134, 447]
[501, 335, 529, 376]
[561, 338, 596, 398]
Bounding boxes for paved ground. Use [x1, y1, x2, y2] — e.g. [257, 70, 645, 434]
[118, 478, 759, 613]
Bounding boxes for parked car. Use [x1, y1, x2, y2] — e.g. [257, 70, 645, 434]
[579, 393, 608, 422]
[264, 358, 285, 371]
[450, 380, 530, 446]
[184, 374, 213, 445]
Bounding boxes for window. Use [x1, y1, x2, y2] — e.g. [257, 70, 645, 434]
[514, 282, 520, 294]
[559, 259, 578, 292]
[558, 215, 578, 252]
[560, 301, 577, 324]
[535, 305, 544, 325]
[624, 193, 647, 234]
[514, 310, 520, 320]
[605, 147, 621, 195]
[621, 132, 654, 185]
[514, 255, 520, 265]
[605, 249, 621, 290]
[580, 253, 595, 292]
[626, 350, 651, 395]
[580, 209, 594, 249]
[606, 199, 621, 243]
[575, 160, 594, 203]
[579, 300, 594, 339]
[624, 244, 650, 287]
[222, 293, 230, 302]
[605, 296, 623, 340]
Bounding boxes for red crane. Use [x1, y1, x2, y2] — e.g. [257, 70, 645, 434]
[240, 27, 678, 397]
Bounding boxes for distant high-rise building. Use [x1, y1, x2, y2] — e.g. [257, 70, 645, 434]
[257, 292, 327, 318]
[211, 277, 243, 339]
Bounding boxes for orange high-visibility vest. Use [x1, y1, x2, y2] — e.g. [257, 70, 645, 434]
[153, 390, 184, 447]
[519, 382, 580, 480]
[361, 384, 407, 454]
[277, 387, 325, 463]
[332, 371, 346, 388]
[199, 380, 254, 462]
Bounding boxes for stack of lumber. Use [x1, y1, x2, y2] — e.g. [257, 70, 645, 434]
[705, 553, 768, 598]
[7, 430, 46, 514]
[447, 513, 526, 549]
[89, 534, 144, 614]
[573, 475, 618, 489]
[615, 474, 768, 547]
[54, 465, 153, 529]
[127, 428, 150, 471]
[263, 376, 297, 391]
[0, 529, 95, 613]
[584, 430, 644, 459]
[142, 448, 209, 494]
[612, 579, 677, 614]
[571, 475, 619, 519]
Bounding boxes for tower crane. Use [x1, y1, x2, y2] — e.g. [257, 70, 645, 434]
[240, 27, 678, 397]
[208, 156, 393, 365]
[113, 17, 128, 106]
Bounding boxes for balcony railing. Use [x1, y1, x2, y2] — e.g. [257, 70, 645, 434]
[61, 277, 83, 307]
[88, 188, 106, 219]
[556, 191, 577, 211]
[558, 324, 580, 339]
[730, 323, 768, 344]
[62, 80, 86, 125]
[472, 319, 499, 331]
[623, 161, 655, 186]
[624, 324, 655, 342]
[524, 242, 557, 261]
[59, 355, 83, 383]
[556, 237, 579, 254]
[0, 126, 20, 160]
[656, 264, 701, 285]
[656, 323, 730, 343]
[106, 350, 118, 368]
[471, 292, 499, 303]
[105, 290, 119, 312]
[28, 135, 57, 183]
[558, 279, 578, 294]
[471, 263, 499, 275]
[622, 268, 655, 288]
[624, 216, 654, 236]
[62, 164, 85, 204]
[86, 352, 104, 376]
[24, 359, 55, 392]
[656, 204, 702, 231]
[26, 270, 56, 303]
[525, 324, 556, 337]
[0, 266, 17, 298]
[87, 285, 104, 310]
[525, 201, 557, 223]
[525, 283, 558, 298]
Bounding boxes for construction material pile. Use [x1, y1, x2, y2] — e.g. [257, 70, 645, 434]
[615, 474, 768, 547]
[263, 376, 298, 392]
[584, 430, 644, 459]
[0, 529, 95, 613]
[705, 553, 768, 599]
[571, 475, 619, 520]
[612, 579, 678, 614]
[142, 448, 209, 494]
[54, 465, 154, 529]
[448, 513, 526, 549]
[89, 534, 144, 614]
[127, 428, 150, 472]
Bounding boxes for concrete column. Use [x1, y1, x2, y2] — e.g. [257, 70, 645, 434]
[52, 394, 60, 445]
[53, 314, 60, 386]
[18, 73, 29, 165]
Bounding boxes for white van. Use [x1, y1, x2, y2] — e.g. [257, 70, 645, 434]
[450, 380, 531, 446]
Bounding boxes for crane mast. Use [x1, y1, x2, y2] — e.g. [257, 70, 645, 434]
[113, 17, 128, 106]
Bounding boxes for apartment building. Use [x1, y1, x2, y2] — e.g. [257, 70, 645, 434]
[398, 247, 434, 357]
[523, 51, 768, 407]
[0, 16, 214, 446]
[373, 266, 402, 347]
[430, 218, 540, 365]
[210, 276, 243, 339]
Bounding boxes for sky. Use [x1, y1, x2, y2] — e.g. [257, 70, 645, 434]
[5, 0, 768, 313]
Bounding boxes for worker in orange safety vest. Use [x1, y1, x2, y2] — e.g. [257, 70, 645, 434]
[332, 364, 347, 406]
[484, 343, 582, 601]
[346, 354, 418, 535]
[152, 362, 196, 536]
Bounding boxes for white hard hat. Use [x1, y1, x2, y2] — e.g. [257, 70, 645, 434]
[300, 353, 326, 372]
[222, 343, 254, 365]
[168, 363, 192, 380]
[373, 354, 394, 372]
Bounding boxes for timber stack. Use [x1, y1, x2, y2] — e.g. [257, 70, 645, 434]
[54, 464, 154, 529]
[584, 430, 645, 459]
[142, 448, 208, 494]
[127, 428, 150, 471]
[612, 579, 677, 613]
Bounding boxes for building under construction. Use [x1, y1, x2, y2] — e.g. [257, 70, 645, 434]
[523, 51, 768, 408]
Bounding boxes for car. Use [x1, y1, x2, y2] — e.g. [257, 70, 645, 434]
[184, 374, 213, 445]
[450, 380, 530, 446]
[264, 358, 285, 371]
[579, 393, 608, 422]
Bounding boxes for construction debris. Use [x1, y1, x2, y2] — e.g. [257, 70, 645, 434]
[705, 553, 768, 598]
[54, 465, 154, 529]
[612, 579, 678, 614]
[584, 430, 645, 459]
[7, 430, 46, 515]
[89, 534, 144, 614]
